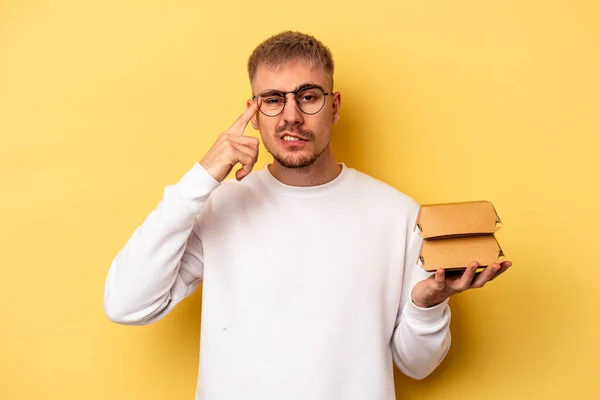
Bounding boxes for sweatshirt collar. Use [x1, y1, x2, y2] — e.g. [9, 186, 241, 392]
[258, 163, 350, 198]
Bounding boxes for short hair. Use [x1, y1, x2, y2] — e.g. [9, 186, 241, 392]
[247, 31, 335, 88]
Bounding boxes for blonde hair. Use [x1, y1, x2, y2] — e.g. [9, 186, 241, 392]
[247, 31, 334, 88]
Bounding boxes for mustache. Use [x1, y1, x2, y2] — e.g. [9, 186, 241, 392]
[275, 123, 315, 140]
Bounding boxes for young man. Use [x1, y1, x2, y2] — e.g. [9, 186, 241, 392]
[104, 31, 512, 400]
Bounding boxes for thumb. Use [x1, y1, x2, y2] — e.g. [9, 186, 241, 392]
[433, 269, 446, 291]
[235, 160, 255, 181]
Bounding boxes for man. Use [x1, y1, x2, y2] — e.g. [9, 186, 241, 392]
[104, 31, 512, 400]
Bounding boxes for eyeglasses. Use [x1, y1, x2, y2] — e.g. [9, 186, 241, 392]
[252, 85, 331, 117]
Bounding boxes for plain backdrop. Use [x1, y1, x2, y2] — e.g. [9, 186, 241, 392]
[1, 0, 599, 399]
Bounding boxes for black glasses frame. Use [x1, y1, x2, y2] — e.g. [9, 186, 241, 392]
[251, 85, 331, 117]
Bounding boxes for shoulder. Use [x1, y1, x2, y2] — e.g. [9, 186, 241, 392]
[344, 167, 422, 244]
[194, 170, 266, 234]
[347, 167, 421, 215]
[201, 169, 265, 212]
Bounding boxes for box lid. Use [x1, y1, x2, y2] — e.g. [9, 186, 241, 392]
[415, 200, 502, 239]
[417, 235, 506, 272]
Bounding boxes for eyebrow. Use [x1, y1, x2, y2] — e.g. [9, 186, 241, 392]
[259, 89, 285, 97]
[293, 83, 325, 92]
[259, 83, 326, 96]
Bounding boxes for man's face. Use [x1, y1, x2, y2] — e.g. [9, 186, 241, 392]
[249, 59, 341, 169]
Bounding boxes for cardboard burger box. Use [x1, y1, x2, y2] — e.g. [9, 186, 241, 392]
[414, 200, 506, 272]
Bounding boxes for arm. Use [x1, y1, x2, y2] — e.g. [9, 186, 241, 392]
[103, 101, 260, 326]
[103, 163, 220, 325]
[390, 212, 452, 380]
[391, 206, 514, 379]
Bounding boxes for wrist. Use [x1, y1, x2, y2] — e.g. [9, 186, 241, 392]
[199, 160, 224, 183]
[411, 293, 443, 309]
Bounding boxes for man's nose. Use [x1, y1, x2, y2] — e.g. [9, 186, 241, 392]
[281, 94, 304, 124]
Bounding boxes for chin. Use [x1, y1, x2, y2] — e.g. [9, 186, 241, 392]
[274, 153, 318, 169]
[264, 138, 329, 169]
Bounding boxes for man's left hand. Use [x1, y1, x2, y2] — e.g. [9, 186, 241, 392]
[411, 261, 513, 308]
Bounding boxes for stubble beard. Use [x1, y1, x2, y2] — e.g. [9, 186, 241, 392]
[266, 122, 329, 169]
[269, 142, 329, 169]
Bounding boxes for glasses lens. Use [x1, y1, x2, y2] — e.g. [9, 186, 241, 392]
[297, 87, 325, 114]
[257, 90, 285, 116]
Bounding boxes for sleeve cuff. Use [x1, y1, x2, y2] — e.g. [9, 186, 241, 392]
[174, 163, 221, 210]
[405, 297, 449, 325]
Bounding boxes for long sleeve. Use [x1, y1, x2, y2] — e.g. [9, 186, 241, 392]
[103, 163, 220, 325]
[390, 210, 452, 380]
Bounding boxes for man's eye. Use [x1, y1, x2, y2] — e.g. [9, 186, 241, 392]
[298, 89, 321, 102]
[264, 97, 284, 105]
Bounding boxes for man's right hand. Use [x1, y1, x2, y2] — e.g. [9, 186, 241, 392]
[200, 101, 260, 182]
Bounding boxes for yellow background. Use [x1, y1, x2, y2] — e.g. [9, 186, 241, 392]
[1, 0, 599, 398]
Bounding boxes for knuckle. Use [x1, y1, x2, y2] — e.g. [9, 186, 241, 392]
[224, 147, 236, 158]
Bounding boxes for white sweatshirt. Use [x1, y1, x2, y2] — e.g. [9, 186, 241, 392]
[104, 162, 451, 400]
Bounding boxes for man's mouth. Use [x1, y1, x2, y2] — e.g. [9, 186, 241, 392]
[281, 134, 308, 143]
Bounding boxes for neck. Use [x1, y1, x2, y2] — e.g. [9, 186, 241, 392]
[268, 146, 342, 187]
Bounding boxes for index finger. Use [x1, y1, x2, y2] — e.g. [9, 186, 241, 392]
[228, 100, 259, 135]
[459, 261, 479, 287]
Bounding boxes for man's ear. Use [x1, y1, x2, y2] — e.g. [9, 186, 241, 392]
[332, 92, 342, 124]
[247, 99, 259, 130]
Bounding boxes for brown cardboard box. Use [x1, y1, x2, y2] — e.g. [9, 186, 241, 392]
[415, 201, 506, 272]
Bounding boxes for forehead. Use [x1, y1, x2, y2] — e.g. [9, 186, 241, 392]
[252, 59, 330, 93]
